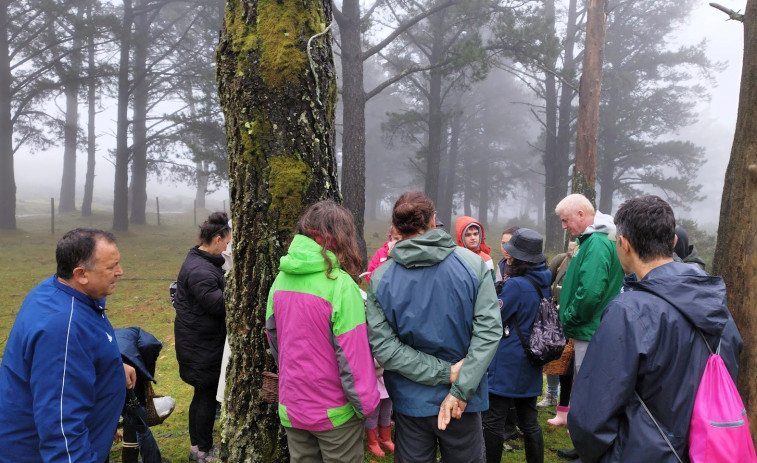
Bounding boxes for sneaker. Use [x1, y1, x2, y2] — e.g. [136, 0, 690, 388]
[197, 447, 219, 463]
[189, 445, 199, 461]
[537, 392, 557, 407]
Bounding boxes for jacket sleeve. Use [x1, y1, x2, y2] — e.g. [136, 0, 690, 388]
[265, 284, 279, 366]
[365, 246, 389, 284]
[449, 259, 503, 402]
[568, 299, 639, 462]
[331, 278, 379, 418]
[31, 312, 114, 463]
[560, 237, 613, 332]
[366, 281, 452, 386]
[187, 270, 225, 318]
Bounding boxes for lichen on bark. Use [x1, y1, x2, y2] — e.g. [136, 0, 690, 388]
[571, 171, 596, 208]
[267, 155, 310, 233]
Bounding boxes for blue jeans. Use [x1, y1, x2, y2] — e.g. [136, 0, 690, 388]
[546, 374, 560, 397]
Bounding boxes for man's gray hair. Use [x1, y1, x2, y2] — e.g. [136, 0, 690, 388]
[555, 194, 595, 216]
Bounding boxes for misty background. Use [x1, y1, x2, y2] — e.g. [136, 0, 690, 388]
[7, 0, 746, 233]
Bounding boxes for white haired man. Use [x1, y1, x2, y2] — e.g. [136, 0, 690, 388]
[553, 194, 624, 461]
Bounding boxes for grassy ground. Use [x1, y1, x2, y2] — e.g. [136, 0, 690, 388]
[0, 210, 573, 462]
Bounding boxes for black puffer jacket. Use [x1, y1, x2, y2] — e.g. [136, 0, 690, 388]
[568, 262, 742, 462]
[174, 247, 226, 388]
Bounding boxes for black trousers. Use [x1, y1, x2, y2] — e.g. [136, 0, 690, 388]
[394, 411, 485, 463]
[482, 393, 544, 463]
[188, 385, 217, 452]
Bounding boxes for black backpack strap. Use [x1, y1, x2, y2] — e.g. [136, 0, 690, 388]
[522, 275, 545, 299]
[505, 275, 540, 355]
[506, 313, 530, 353]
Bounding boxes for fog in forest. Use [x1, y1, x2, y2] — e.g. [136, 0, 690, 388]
[6, 0, 746, 235]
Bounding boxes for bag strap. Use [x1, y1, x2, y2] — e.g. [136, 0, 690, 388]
[522, 275, 546, 300]
[629, 284, 723, 463]
[506, 313, 530, 353]
[635, 391, 683, 463]
[505, 275, 542, 356]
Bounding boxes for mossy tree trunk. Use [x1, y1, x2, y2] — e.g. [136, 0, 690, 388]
[216, 0, 339, 459]
[713, 0, 757, 440]
[571, 0, 604, 207]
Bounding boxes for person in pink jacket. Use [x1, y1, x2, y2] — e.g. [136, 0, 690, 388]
[266, 201, 379, 462]
[365, 225, 401, 283]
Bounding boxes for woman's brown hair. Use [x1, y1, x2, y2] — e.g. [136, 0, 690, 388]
[295, 201, 363, 283]
[392, 191, 435, 237]
[199, 211, 230, 245]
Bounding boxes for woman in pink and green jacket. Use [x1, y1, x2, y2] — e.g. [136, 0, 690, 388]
[266, 201, 379, 462]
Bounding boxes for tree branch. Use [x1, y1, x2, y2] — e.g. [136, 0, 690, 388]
[361, 0, 456, 61]
[709, 3, 744, 22]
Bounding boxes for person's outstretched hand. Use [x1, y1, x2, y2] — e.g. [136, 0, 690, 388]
[438, 394, 467, 430]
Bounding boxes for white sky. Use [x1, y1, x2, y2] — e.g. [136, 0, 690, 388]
[13, 1, 747, 226]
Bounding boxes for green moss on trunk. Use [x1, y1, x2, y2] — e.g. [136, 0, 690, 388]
[268, 156, 311, 232]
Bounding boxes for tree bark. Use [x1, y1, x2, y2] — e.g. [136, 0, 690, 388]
[82, 3, 96, 217]
[439, 109, 461, 231]
[216, 0, 339, 459]
[113, 0, 133, 231]
[129, 0, 149, 225]
[713, 0, 757, 440]
[335, 0, 367, 263]
[571, 0, 605, 206]
[543, 0, 577, 251]
[542, 0, 557, 250]
[58, 8, 83, 213]
[0, 0, 16, 229]
[424, 8, 446, 204]
[195, 160, 209, 208]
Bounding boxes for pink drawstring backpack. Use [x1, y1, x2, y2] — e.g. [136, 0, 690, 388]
[688, 339, 757, 463]
[639, 332, 757, 463]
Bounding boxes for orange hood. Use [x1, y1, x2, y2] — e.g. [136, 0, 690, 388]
[455, 216, 492, 258]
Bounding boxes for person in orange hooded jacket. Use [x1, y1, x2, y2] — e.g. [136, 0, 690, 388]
[455, 216, 495, 281]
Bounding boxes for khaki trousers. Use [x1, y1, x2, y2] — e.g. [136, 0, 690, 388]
[285, 415, 364, 463]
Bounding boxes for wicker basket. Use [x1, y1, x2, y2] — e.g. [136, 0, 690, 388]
[543, 339, 574, 376]
[262, 371, 279, 404]
[145, 381, 172, 427]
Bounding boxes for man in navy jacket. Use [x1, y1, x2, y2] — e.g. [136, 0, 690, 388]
[0, 228, 135, 462]
[568, 196, 743, 462]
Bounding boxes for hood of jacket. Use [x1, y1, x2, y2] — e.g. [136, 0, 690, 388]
[624, 261, 727, 336]
[582, 211, 616, 236]
[279, 234, 339, 275]
[454, 216, 491, 255]
[391, 228, 456, 269]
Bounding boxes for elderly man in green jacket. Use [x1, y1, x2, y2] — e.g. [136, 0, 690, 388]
[554, 193, 625, 461]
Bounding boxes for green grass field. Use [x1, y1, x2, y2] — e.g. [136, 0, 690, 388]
[0, 208, 572, 462]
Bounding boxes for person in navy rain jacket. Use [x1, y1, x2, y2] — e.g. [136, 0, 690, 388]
[0, 228, 135, 463]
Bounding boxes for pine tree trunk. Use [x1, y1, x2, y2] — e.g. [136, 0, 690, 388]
[439, 110, 461, 231]
[59, 7, 84, 213]
[130, 1, 149, 225]
[424, 9, 446, 204]
[0, 1, 16, 230]
[336, 0, 367, 264]
[572, 0, 605, 205]
[82, 4, 96, 217]
[545, 0, 577, 251]
[713, 0, 757, 439]
[194, 160, 208, 209]
[216, 0, 339, 459]
[113, 0, 133, 231]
